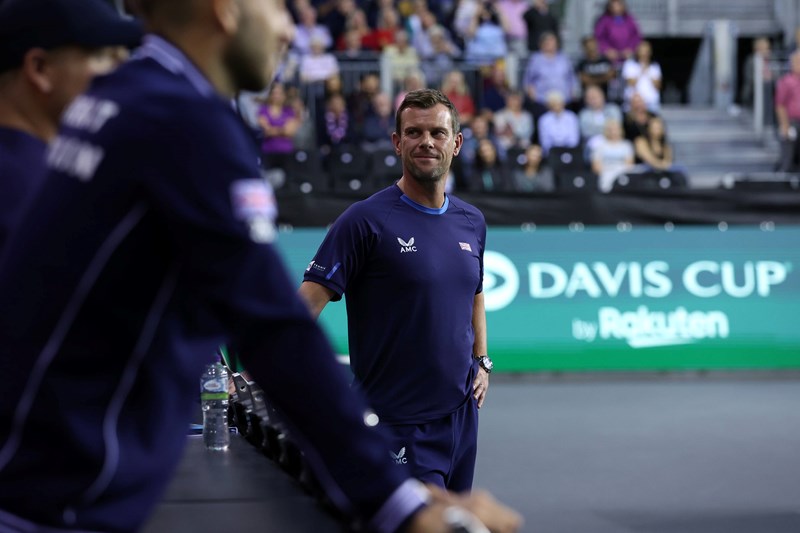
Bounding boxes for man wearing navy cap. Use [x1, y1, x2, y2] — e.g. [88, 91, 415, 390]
[0, 0, 521, 532]
[0, 0, 142, 256]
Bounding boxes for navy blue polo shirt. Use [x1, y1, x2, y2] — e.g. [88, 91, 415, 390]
[303, 185, 486, 424]
[0, 126, 47, 258]
[0, 36, 423, 533]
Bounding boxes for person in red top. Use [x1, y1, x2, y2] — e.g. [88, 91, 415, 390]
[775, 51, 800, 171]
[441, 69, 476, 127]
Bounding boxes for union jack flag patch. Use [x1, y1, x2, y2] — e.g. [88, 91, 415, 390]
[459, 242, 472, 252]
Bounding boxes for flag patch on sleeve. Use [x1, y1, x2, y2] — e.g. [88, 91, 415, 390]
[459, 242, 472, 252]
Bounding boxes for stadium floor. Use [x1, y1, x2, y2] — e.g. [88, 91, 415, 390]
[474, 373, 800, 533]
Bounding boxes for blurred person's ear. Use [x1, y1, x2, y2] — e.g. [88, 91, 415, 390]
[21, 48, 54, 94]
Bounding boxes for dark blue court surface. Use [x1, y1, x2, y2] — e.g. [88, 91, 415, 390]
[474, 374, 800, 533]
[144, 375, 800, 532]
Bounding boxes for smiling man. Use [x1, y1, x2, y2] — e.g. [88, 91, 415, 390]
[300, 89, 493, 493]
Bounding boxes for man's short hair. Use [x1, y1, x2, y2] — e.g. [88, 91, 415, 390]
[395, 88, 460, 136]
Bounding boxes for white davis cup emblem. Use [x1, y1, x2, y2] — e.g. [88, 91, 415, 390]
[398, 237, 417, 253]
[391, 447, 408, 464]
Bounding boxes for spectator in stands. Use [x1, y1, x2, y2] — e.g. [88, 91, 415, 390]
[471, 138, 512, 192]
[741, 36, 779, 127]
[453, 0, 482, 47]
[632, 115, 688, 184]
[576, 35, 617, 101]
[318, 0, 358, 45]
[481, 63, 512, 115]
[421, 25, 461, 89]
[496, 0, 530, 58]
[299, 36, 340, 84]
[317, 92, 357, 150]
[623, 91, 656, 142]
[593, 0, 641, 67]
[523, 31, 578, 108]
[775, 51, 800, 172]
[288, 91, 317, 151]
[362, 7, 399, 51]
[463, 2, 509, 67]
[383, 29, 421, 89]
[459, 115, 505, 186]
[523, 0, 560, 54]
[257, 82, 300, 161]
[347, 72, 380, 136]
[361, 91, 395, 150]
[592, 118, 635, 192]
[335, 8, 370, 50]
[622, 39, 662, 113]
[537, 90, 580, 156]
[293, 4, 333, 55]
[493, 91, 535, 151]
[394, 69, 424, 105]
[511, 143, 555, 192]
[339, 28, 373, 60]
[441, 69, 477, 126]
[579, 84, 622, 158]
[366, 0, 394, 28]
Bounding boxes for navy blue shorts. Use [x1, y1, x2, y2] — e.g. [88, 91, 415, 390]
[383, 397, 479, 492]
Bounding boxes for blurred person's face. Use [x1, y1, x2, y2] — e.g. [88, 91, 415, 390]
[329, 94, 345, 113]
[506, 93, 522, 111]
[583, 38, 598, 56]
[471, 117, 488, 138]
[478, 139, 496, 164]
[636, 41, 652, 61]
[609, 0, 624, 15]
[754, 38, 770, 55]
[792, 53, 800, 74]
[299, 6, 316, 26]
[345, 30, 362, 50]
[374, 94, 392, 116]
[585, 86, 604, 109]
[648, 118, 664, 138]
[325, 74, 343, 93]
[630, 93, 647, 112]
[547, 96, 565, 113]
[362, 74, 380, 93]
[268, 83, 286, 104]
[525, 144, 543, 165]
[393, 103, 462, 185]
[604, 120, 622, 140]
[541, 34, 557, 54]
[395, 30, 409, 47]
[224, 0, 295, 92]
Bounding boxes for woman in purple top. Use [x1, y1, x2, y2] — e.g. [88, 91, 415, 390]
[593, 0, 641, 66]
[257, 82, 299, 155]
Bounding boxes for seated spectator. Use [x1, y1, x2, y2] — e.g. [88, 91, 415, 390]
[537, 90, 580, 156]
[299, 37, 340, 84]
[623, 91, 656, 142]
[481, 63, 511, 115]
[366, 0, 395, 28]
[288, 91, 316, 151]
[293, 5, 333, 55]
[363, 7, 399, 51]
[593, 0, 641, 67]
[579, 84, 622, 157]
[361, 92, 395, 151]
[453, 0, 482, 46]
[576, 35, 617, 102]
[338, 28, 375, 61]
[633, 115, 689, 184]
[458, 115, 505, 186]
[421, 25, 460, 89]
[471, 138, 512, 192]
[511, 144, 555, 192]
[523, 0, 560, 54]
[383, 29, 420, 89]
[441, 69, 476, 126]
[394, 69, 427, 110]
[493, 91, 535, 151]
[347, 72, 381, 136]
[409, 7, 441, 58]
[524, 32, 578, 108]
[318, 0, 356, 45]
[257, 82, 299, 159]
[335, 8, 370, 51]
[317, 92, 358, 150]
[591, 118, 635, 192]
[622, 40, 662, 113]
[495, 0, 530, 58]
[463, 2, 509, 67]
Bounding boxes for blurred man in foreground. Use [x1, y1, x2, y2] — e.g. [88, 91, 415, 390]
[0, 0, 521, 532]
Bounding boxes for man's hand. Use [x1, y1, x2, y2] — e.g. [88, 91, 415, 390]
[405, 485, 523, 533]
[473, 368, 490, 408]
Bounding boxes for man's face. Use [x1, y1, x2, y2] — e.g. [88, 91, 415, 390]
[392, 104, 462, 185]
[225, 0, 294, 92]
[44, 46, 114, 124]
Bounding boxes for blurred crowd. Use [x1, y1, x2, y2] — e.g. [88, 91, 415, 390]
[240, 0, 690, 194]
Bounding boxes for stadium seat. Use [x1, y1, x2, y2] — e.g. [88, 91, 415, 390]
[555, 170, 598, 193]
[326, 144, 373, 193]
[283, 149, 328, 194]
[506, 147, 527, 168]
[548, 146, 586, 173]
[611, 170, 688, 192]
[367, 148, 402, 189]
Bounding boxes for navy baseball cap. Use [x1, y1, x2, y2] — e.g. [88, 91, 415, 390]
[0, 0, 143, 72]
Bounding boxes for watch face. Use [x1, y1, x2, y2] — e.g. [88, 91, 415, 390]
[480, 356, 493, 372]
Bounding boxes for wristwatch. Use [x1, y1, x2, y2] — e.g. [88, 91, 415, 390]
[475, 355, 493, 374]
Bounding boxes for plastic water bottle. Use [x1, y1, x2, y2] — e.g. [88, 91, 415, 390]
[200, 358, 230, 451]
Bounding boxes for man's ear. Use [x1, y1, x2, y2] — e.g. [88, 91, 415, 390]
[21, 48, 54, 94]
[213, 0, 240, 36]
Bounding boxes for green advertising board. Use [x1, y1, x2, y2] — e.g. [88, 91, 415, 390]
[276, 226, 800, 372]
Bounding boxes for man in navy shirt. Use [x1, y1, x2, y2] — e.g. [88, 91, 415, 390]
[0, 0, 521, 532]
[0, 0, 141, 257]
[299, 89, 493, 492]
